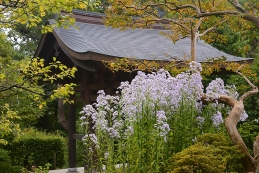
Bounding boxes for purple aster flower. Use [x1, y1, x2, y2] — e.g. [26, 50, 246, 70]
[240, 111, 248, 122]
[189, 61, 202, 72]
[206, 78, 227, 99]
[211, 111, 224, 127]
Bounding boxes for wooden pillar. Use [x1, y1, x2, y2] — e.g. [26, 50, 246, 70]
[83, 70, 91, 172]
[83, 70, 90, 105]
[68, 103, 77, 172]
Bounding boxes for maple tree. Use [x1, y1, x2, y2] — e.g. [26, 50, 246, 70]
[105, 0, 236, 61]
[105, 0, 259, 61]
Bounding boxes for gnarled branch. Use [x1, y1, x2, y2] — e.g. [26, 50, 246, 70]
[201, 68, 258, 172]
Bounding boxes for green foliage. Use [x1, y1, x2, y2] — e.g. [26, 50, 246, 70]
[0, 148, 11, 164]
[168, 95, 224, 154]
[3, 128, 67, 170]
[170, 133, 244, 173]
[0, 33, 15, 58]
[76, 120, 86, 167]
[34, 163, 51, 173]
[0, 162, 23, 173]
[238, 119, 259, 154]
[0, 54, 77, 143]
[0, 0, 101, 33]
[206, 19, 259, 59]
[0, 104, 21, 145]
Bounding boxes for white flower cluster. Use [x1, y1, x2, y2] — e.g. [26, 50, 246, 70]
[79, 62, 246, 146]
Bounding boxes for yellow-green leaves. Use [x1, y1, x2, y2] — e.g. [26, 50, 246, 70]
[51, 83, 76, 103]
[23, 57, 77, 100]
[103, 58, 254, 78]
[0, 0, 101, 32]
[0, 104, 21, 145]
[0, 56, 77, 144]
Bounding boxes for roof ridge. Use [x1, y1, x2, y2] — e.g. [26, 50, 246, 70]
[72, 9, 105, 18]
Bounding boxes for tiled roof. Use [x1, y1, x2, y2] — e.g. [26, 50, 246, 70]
[35, 10, 252, 72]
[50, 10, 252, 63]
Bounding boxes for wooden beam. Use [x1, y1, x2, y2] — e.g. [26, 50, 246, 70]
[74, 86, 84, 92]
[89, 83, 104, 90]
[72, 95, 98, 103]
[72, 97, 83, 103]
[90, 95, 97, 102]
[72, 134, 85, 140]
[113, 82, 120, 89]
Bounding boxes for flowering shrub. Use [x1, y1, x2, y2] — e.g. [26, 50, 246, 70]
[80, 62, 246, 172]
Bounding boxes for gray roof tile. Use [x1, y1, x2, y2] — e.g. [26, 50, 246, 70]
[51, 19, 252, 62]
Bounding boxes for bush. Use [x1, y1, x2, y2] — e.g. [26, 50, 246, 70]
[170, 133, 244, 173]
[3, 128, 66, 170]
[0, 148, 11, 164]
[0, 162, 23, 173]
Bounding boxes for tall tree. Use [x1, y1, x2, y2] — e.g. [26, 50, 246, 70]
[105, 0, 238, 61]
[105, 0, 259, 61]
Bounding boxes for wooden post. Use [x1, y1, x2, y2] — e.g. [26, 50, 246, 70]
[83, 70, 91, 172]
[83, 70, 90, 105]
[68, 103, 77, 172]
[53, 152, 57, 170]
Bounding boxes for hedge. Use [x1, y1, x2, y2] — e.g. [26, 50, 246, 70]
[0, 162, 23, 173]
[3, 128, 66, 170]
[0, 148, 11, 164]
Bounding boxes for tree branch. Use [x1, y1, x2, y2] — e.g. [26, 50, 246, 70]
[243, 15, 259, 28]
[197, 27, 215, 38]
[160, 18, 191, 32]
[235, 69, 258, 101]
[196, 19, 226, 38]
[194, 17, 204, 32]
[197, 11, 240, 17]
[228, 0, 247, 13]
[201, 94, 236, 107]
[0, 83, 45, 96]
[227, 0, 259, 28]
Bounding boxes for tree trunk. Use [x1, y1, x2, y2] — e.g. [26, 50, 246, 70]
[225, 100, 255, 172]
[254, 136, 259, 173]
[190, 33, 196, 61]
[205, 70, 259, 172]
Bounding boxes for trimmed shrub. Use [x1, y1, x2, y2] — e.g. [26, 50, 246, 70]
[170, 133, 244, 173]
[3, 128, 66, 170]
[0, 162, 23, 173]
[0, 148, 11, 164]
